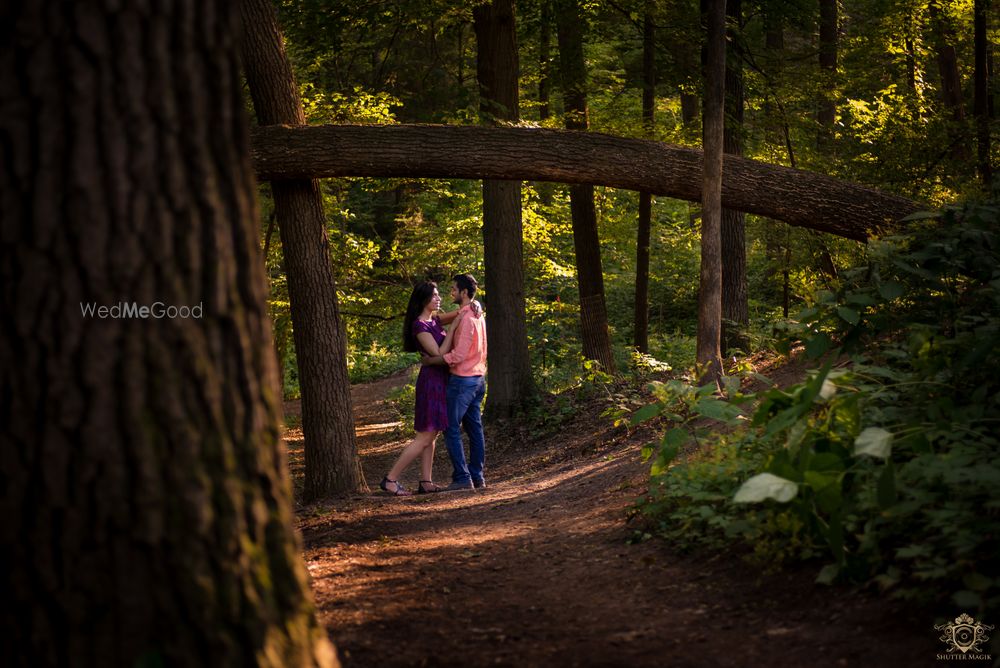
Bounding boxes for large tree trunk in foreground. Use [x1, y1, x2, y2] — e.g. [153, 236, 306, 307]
[0, 2, 337, 666]
[556, 0, 618, 373]
[722, 0, 749, 354]
[474, 0, 538, 418]
[699, 0, 727, 385]
[241, 0, 366, 499]
[251, 124, 919, 242]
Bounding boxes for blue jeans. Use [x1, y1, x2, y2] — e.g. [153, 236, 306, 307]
[444, 375, 486, 484]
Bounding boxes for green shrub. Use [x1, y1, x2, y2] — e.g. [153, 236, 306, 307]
[635, 200, 1000, 616]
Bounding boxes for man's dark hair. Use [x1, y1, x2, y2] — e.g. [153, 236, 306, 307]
[453, 273, 478, 299]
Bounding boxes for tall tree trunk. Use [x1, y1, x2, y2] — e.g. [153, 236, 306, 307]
[240, 0, 366, 499]
[474, 0, 537, 418]
[817, 0, 838, 148]
[929, 0, 970, 162]
[539, 0, 552, 122]
[699, 0, 727, 385]
[975, 0, 992, 188]
[536, 0, 556, 205]
[635, 3, 656, 354]
[555, 0, 617, 372]
[722, 0, 748, 354]
[0, 2, 337, 666]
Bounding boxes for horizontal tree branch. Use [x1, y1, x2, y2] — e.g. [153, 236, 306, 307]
[250, 124, 923, 241]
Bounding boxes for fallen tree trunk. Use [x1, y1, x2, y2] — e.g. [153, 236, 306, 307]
[250, 124, 922, 242]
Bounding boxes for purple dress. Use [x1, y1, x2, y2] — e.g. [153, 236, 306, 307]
[412, 317, 449, 432]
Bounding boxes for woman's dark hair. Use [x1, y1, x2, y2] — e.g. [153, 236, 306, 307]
[402, 281, 438, 352]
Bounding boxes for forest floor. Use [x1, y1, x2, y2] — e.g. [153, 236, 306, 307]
[285, 357, 940, 667]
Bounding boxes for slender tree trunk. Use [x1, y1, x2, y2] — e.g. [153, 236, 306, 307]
[474, 0, 537, 418]
[0, 2, 337, 666]
[537, 0, 556, 204]
[539, 0, 552, 122]
[555, 0, 617, 372]
[976, 0, 992, 188]
[635, 3, 656, 354]
[817, 0, 838, 148]
[240, 0, 366, 499]
[722, 0, 748, 354]
[930, 0, 970, 162]
[699, 0, 727, 385]
[905, 36, 918, 92]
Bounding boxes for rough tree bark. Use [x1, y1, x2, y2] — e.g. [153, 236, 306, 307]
[240, 0, 366, 499]
[817, 0, 838, 146]
[699, 0, 727, 385]
[555, 0, 618, 373]
[0, 2, 337, 666]
[635, 2, 655, 354]
[474, 0, 537, 418]
[539, 0, 552, 122]
[975, 0, 992, 188]
[722, 0, 749, 354]
[251, 124, 920, 242]
[929, 0, 970, 161]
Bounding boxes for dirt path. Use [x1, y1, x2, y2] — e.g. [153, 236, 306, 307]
[288, 370, 938, 667]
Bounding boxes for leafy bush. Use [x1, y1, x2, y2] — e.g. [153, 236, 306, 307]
[636, 201, 1000, 615]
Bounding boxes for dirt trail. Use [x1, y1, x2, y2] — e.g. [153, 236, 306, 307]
[288, 370, 937, 667]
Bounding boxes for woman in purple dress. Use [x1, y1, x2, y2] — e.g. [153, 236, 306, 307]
[380, 282, 463, 496]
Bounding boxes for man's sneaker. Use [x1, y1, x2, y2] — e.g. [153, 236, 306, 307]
[473, 479, 487, 489]
[444, 481, 475, 492]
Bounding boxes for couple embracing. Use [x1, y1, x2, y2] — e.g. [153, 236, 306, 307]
[380, 274, 488, 496]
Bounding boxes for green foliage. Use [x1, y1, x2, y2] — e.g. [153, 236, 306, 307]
[638, 201, 1000, 615]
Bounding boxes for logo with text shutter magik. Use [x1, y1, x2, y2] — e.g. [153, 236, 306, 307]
[934, 613, 994, 660]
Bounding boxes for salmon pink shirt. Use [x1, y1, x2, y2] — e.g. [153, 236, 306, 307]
[443, 304, 487, 376]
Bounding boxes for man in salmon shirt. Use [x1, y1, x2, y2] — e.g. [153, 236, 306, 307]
[438, 273, 488, 491]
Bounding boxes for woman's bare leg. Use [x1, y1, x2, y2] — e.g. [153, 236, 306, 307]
[419, 432, 439, 483]
[387, 431, 434, 483]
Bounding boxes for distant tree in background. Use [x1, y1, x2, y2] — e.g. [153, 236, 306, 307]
[241, 0, 367, 498]
[555, 0, 618, 373]
[474, 0, 539, 418]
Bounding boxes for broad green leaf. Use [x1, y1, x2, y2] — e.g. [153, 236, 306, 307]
[640, 443, 654, 463]
[805, 332, 831, 358]
[877, 461, 896, 509]
[836, 306, 860, 325]
[877, 281, 905, 300]
[721, 374, 740, 398]
[845, 293, 877, 306]
[900, 210, 941, 222]
[804, 471, 842, 514]
[661, 427, 688, 451]
[629, 402, 662, 426]
[816, 563, 840, 585]
[854, 427, 893, 459]
[694, 397, 743, 423]
[733, 473, 798, 504]
[808, 453, 845, 472]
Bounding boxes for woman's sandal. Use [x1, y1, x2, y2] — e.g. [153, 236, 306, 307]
[417, 480, 443, 494]
[380, 476, 412, 496]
